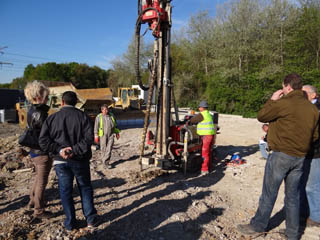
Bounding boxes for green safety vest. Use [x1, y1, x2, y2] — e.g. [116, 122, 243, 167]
[98, 113, 120, 137]
[197, 110, 215, 135]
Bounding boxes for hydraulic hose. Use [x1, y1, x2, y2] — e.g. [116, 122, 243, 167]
[135, 7, 161, 91]
[167, 126, 192, 161]
[168, 141, 184, 160]
[179, 126, 193, 142]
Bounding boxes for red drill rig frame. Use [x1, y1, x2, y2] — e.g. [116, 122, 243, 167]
[140, 0, 168, 37]
[135, 0, 203, 174]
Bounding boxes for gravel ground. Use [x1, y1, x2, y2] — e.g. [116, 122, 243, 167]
[0, 115, 319, 240]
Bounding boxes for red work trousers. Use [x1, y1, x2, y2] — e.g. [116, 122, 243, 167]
[201, 135, 214, 172]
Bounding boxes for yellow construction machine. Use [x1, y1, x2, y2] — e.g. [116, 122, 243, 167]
[16, 82, 152, 130]
[16, 82, 114, 128]
[114, 87, 144, 110]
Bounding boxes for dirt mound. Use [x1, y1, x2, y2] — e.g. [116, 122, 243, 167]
[128, 168, 172, 183]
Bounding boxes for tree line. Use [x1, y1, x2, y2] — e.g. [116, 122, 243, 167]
[169, 0, 320, 117]
[2, 62, 111, 90]
[1, 0, 319, 117]
[105, 0, 320, 117]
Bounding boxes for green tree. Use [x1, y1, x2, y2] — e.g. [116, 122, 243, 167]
[293, 1, 320, 70]
[10, 77, 28, 89]
[109, 35, 152, 91]
[0, 83, 11, 88]
[7, 62, 109, 89]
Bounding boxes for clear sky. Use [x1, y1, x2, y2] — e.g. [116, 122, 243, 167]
[0, 0, 222, 84]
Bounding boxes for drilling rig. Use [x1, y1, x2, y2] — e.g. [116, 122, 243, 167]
[136, 0, 203, 173]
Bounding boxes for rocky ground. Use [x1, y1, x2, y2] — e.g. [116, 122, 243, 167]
[0, 114, 319, 240]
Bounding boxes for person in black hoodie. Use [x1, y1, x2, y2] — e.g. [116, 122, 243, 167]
[39, 91, 98, 231]
[24, 80, 53, 218]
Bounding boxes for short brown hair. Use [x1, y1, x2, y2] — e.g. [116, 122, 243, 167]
[283, 73, 303, 90]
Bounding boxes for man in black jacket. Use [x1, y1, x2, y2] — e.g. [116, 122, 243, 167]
[39, 91, 98, 231]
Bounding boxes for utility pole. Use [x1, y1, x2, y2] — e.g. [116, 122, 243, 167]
[0, 46, 8, 54]
[0, 46, 13, 67]
[0, 61, 13, 66]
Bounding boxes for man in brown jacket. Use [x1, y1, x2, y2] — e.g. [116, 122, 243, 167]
[237, 74, 319, 240]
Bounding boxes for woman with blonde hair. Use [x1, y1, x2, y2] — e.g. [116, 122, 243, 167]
[24, 80, 53, 218]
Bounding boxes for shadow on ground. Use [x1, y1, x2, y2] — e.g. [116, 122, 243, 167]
[216, 144, 259, 160]
[78, 155, 228, 240]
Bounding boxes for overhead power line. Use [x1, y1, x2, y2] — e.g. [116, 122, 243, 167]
[5, 52, 67, 62]
[0, 67, 25, 71]
[0, 46, 8, 54]
[0, 46, 13, 67]
[2, 57, 43, 64]
[0, 61, 13, 66]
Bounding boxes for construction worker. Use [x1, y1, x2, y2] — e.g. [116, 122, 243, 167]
[94, 104, 120, 169]
[188, 100, 215, 175]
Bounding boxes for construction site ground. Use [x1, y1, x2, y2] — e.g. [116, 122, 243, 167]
[0, 113, 319, 240]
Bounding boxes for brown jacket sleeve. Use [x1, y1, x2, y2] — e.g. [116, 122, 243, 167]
[190, 113, 204, 125]
[257, 99, 282, 123]
[313, 120, 319, 143]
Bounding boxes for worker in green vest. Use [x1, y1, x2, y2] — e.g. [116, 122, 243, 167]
[94, 104, 120, 169]
[188, 100, 215, 175]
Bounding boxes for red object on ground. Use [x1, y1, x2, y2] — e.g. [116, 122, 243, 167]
[227, 154, 246, 166]
[227, 159, 246, 166]
[94, 136, 99, 144]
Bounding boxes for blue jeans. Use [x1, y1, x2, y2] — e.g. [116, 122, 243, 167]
[306, 158, 320, 223]
[259, 142, 269, 159]
[250, 152, 304, 240]
[55, 161, 97, 230]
